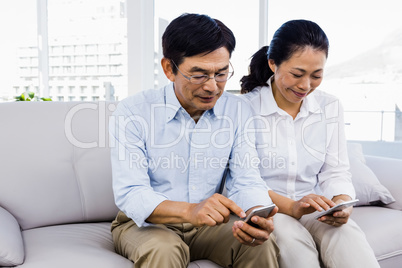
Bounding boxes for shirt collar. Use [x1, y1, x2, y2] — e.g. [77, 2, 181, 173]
[210, 91, 227, 118]
[165, 83, 181, 123]
[260, 76, 322, 117]
[260, 77, 280, 116]
[299, 91, 322, 116]
[164, 83, 223, 122]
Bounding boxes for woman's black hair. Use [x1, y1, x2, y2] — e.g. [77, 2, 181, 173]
[162, 13, 236, 74]
[240, 19, 329, 93]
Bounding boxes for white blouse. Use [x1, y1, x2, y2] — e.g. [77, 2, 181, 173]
[241, 78, 356, 201]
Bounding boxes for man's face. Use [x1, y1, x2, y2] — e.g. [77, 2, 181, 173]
[163, 47, 231, 120]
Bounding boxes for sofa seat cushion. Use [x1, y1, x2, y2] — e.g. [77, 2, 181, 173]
[19, 222, 132, 268]
[20, 222, 222, 268]
[188, 260, 222, 268]
[351, 206, 402, 265]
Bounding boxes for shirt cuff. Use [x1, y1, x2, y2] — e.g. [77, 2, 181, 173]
[323, 183, 356, 200]
[123, 193, 168, 227]
[230, 187, 273, 213]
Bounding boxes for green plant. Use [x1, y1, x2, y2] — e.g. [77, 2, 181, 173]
[15, 91, 52, 101]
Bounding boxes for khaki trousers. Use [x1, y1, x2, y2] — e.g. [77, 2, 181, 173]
[111, 211, 279, 268]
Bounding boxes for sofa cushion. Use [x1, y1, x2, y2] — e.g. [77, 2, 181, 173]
[0, 207, 24, 266]
[0, 102, 119, 230]
[351, 206, 402, 264]
[188, 260, 223, 268]
[20, 222, 132, 268]
[347, 143, 395, 206]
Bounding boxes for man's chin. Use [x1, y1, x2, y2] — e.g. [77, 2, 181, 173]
[198, 102, 216, 111]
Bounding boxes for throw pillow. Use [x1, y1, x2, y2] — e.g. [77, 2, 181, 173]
[364, 155, 402, 211]
[0, 207, 24, 266]
[347, 142, 395, 206]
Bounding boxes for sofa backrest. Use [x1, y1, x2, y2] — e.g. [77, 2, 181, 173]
[0, 101, 119, 230]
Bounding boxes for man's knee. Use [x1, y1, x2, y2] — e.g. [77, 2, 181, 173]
[236, 235, 280, 268]
[116, 225, 190, 267]
[263, 234, 280, 258]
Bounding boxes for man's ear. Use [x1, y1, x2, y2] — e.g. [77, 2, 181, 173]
[161, 57, 175, 82]
[268, 59, 276, 73]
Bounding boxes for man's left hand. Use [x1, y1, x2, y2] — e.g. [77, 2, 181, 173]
[231, 206, 278, 246]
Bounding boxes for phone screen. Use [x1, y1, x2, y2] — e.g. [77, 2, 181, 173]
[315, 199, 359, 219]
[243, 204, 276, 228]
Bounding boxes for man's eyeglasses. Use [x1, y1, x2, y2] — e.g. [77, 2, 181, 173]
[171, 60, 234, 85]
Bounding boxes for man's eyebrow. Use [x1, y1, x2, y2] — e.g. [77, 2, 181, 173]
[189, 65, 229, 73]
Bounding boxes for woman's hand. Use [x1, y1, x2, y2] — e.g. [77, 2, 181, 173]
[317, 195, 353, 227]
[291, 194, 336, 219]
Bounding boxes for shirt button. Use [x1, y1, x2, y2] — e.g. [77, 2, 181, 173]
[291, 162, 295, 165]
[192, 185, 196, 190]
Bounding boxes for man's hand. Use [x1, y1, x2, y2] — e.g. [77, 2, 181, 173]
[186, 193, 246, 227]
[231, 205, 278, 247]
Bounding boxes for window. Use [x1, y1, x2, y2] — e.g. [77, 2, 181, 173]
[92, 86, 99, 94]
[0, 0, 37, 101]
[154, 0, 261, 92]
[1, 1, 400, 146]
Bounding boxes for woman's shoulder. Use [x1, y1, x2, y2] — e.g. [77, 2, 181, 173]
[311, 89, 342, 105]
[240, 86, 264, 103]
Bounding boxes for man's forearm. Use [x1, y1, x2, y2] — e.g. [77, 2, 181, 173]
[146, 200, 193, 224]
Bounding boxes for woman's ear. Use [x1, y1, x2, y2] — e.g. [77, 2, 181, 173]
[161, 58, 175, 82]
[268, 59, 276, 73]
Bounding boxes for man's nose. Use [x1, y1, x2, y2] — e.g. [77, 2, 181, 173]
[202, 77, 219, 92]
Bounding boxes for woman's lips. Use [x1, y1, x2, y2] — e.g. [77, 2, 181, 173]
[291, 89, 307, 98]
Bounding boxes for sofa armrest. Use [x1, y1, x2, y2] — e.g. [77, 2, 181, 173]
[0, 206, 24, 266]
[365, 155, 402, 210]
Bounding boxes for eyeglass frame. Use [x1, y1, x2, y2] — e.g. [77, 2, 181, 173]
[171, 60, 234, 85]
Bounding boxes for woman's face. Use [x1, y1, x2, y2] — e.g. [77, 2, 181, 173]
[269, 46, 327, 108]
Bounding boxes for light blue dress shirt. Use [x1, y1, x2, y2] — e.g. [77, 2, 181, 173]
[110, 83, 271, 226]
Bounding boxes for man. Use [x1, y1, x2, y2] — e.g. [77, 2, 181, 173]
[109, 13, 279, 268]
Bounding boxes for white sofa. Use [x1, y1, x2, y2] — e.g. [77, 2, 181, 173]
[0, 101, 401, 268]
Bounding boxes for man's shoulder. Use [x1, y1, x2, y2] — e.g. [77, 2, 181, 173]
[116, 87, 165, 114]
[220, 91, 254, 109]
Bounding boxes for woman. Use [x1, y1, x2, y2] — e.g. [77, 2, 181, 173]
[240, 20, 379, 268]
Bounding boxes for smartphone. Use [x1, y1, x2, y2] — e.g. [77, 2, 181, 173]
[315, 199, 359, 219]
[243, 204, 276, 228]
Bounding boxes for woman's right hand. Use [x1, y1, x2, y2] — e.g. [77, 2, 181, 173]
[291, 194, 336, 219]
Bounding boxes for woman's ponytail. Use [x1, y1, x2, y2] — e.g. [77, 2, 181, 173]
[240, 46, 273, 94]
